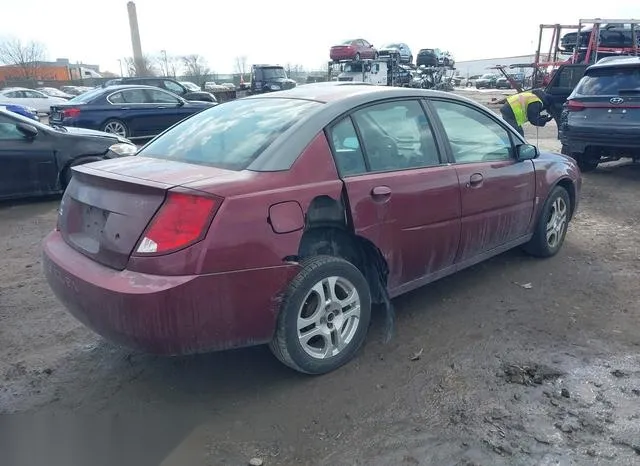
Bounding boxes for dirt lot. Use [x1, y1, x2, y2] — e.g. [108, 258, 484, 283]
[1, 90, 639, 466]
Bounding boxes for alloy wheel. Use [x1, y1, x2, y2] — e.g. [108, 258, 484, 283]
[104, 121, 127, 137]
[297, 276, 361, 359]
[546, 197, 568, 248]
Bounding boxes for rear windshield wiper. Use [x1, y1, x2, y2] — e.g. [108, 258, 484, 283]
[618, 88, 640, 95]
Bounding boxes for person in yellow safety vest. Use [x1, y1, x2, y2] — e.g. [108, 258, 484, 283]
[500, 89, 553, 137]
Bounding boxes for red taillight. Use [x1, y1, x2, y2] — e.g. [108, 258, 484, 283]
[62, 108, 81, 118]
[565, 100, 586, 112]
[135, 191, 220, 255]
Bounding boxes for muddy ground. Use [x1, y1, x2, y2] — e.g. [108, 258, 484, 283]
[1, 90, 639, 466]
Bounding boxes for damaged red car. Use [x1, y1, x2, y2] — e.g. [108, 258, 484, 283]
[43, 84, 581, 375]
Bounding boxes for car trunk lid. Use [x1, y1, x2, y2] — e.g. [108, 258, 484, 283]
[57, 156, 239, 270]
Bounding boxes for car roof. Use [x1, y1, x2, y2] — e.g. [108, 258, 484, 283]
[247, 84, 472, 105]
[1, 87, 30, 92]
[244, 85, 497, 172]
[587, 56, 640, 71]
[101, 84, 171, 91]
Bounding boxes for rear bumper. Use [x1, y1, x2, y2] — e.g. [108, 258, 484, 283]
[330, 51, 356, 60]
[42, 231, 299, 355]
[561, 130, 640, 153]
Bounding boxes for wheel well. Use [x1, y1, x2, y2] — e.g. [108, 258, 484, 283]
[60, 155, 105, 187]
[555, 178, 576, 219]
[296, 227, 390, 305]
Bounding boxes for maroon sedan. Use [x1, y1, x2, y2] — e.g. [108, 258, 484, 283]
[43, 84, 581, 375]
[330, 39, 378, 61]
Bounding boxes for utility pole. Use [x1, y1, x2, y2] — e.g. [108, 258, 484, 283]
[161, 49, 169, 77]
[127, 1, 145, 76]
[118, 59, 123, 77]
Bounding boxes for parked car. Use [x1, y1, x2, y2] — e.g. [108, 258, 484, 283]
[0, 108, 136, 200]
[37, 87, 74, 100]
[0, 103, 38, 120]
[59, 86, 87, 96]
[103, 77, 217, 103]
[561, 24, 640, 52]
[378, 43, 413, 64]
[495, 73, 525, 89]
[249, 64, 297, 94]
[43, 85, 581, 375]
[330, 39, 378, 61]
[416, 49, 438, 67]
[475, 73, 499, 89]
[558, 56, 640, 172]
[436, 50, 455, 67]
[0, 87, 67, 114]
[49, 85, 216, 140]
[179, 81, 202, 92]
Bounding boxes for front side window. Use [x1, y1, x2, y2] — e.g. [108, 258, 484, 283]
[146, 89, 180, 104]
[352, 100, 441, 172]
[138, 98, 320, 171]
[432, 100, 513, 163]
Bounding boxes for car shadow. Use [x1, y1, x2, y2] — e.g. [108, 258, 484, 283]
[0, 195, 60, 218]
[588, 161, 640, 180]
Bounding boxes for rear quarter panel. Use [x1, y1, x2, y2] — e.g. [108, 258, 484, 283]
[531, 151, 581, 221]
[127, 132, 343, 276]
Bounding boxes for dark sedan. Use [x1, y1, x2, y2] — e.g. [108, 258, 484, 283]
[43, 85, 581, 375]
[0, 108, 136, 200]
[103, 77, 217, 103]
[49, 85, 216, 140]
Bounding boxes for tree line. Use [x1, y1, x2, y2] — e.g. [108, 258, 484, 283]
[1, 37, 311, 86]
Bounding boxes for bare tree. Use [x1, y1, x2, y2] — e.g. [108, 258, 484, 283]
[234, 55, 248, 77]
[0, 37, 47, 79]
[182, 54, 211, 86]
[123, 55, 156, 77]
[156, 52, 180, 78]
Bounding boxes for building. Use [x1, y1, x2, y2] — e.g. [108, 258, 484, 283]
[455, 54, 537, 78]
[0, 58, 102, 83]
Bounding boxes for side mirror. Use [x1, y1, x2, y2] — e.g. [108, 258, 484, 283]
[17, 123, 38, 139]
[516, 143, 538, 161]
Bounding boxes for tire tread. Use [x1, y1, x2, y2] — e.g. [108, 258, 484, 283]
[269, 255, 369, 374]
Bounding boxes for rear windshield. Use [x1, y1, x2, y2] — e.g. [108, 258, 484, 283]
[138, 98, 321, 171]
[574, 66, 640, 95]
[67, 88, 104, 103]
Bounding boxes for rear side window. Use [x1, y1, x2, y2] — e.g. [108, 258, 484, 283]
[138, 98, 320, 171]
[574, 67, 640, 96]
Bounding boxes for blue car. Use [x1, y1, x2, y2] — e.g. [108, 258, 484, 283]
[48, 85, 217, 140]
[0, 103, 38, 121]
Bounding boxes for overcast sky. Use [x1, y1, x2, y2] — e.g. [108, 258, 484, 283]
[2, 0, 639, 75]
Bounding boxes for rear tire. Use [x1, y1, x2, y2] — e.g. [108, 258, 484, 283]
[523, 186, 571, 258]
[102, 119, 129, 138]
[562, 145, 599, 172]
[269, 255, 372, 375]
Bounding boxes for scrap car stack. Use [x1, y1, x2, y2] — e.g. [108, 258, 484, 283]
[328, 39, 457, 89]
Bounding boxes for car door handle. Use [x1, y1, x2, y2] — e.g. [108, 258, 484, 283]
[467, 173, 484, 188]
[371, 185, 392, 201]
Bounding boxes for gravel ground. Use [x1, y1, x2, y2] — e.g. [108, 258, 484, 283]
[1, 90, 639, 466]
